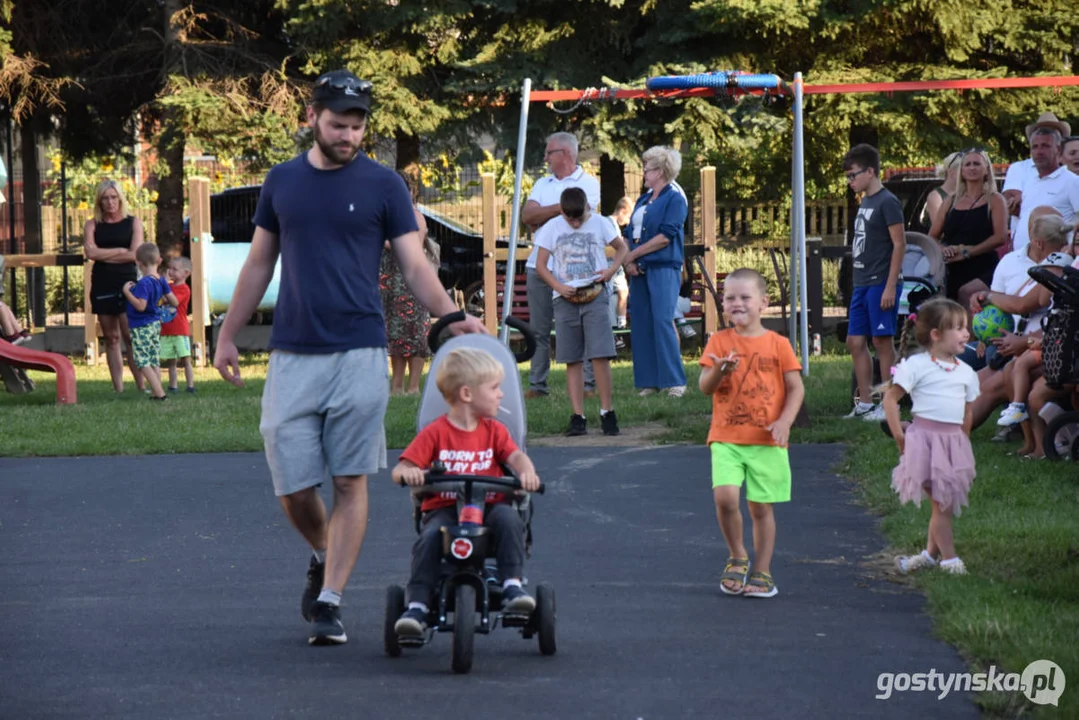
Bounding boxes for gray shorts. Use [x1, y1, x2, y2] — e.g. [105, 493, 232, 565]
[553, 287, 617, 364]
[260, 347, 390, 496]
[609, 265, 628, 294]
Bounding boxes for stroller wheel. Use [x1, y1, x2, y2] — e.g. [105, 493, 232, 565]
[1044, 411, 1079, 461]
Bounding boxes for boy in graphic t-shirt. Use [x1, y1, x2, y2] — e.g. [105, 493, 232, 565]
[699, 269, 804, 599]
[160, 256, 196, 393]
[842, 143, 906, 422]
[534, 187, 629, 437]
[391, 348, 541, 639]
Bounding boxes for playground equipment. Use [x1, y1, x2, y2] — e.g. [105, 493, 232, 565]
[0, 338, 78, 404]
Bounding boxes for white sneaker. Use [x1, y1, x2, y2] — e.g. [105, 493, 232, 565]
[939, 558, 967, 575]
[678, 323, 697, 339]
[895, 550, 937, 574]
[666, 385, 687, 398]
[844, 402, 876, 420]
[996, 403, 1029, 426]
[861, 405, 886, 422]
[638, 388, 659, 397]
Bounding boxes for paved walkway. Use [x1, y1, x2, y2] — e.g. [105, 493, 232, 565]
[0, 446, 977, 719]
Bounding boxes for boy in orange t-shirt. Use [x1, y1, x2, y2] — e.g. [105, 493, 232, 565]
[699, 268, 804, 598]
[391, 347, 541, 638]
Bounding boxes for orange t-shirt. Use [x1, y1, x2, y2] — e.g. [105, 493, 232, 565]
[400, 415, 520, 511]
[699, 329, 802, 447]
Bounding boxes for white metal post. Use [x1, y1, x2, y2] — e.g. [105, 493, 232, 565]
[500, 78, 532, 343]
[793, 72, 809, 375]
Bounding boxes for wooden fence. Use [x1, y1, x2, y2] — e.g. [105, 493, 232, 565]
[40, 207, 157, 254]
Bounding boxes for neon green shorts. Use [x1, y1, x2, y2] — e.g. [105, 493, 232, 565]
[710, 442, 791, 504]
[160, 335, 191, 361]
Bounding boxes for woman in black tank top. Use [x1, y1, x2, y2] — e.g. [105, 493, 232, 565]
[84, 180, 146, 392]
[927, 150, 1007, 309]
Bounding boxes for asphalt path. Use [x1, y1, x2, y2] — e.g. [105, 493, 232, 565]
[0, 445, 978, 719]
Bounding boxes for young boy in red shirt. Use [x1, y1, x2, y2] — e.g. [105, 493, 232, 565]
[161, 256, 195, 393]
[392, 347, 541, 637]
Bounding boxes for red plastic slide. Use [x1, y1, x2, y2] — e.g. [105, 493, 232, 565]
[0, 339, 78, 404]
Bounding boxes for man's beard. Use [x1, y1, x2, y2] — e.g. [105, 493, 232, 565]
[314, 124, 360, 165]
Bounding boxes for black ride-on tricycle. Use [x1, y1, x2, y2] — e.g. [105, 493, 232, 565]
[384, 470, 557, 674]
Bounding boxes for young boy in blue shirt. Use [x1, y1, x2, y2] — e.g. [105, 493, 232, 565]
[122, 243, 177, 400]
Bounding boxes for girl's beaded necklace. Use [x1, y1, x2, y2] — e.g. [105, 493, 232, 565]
[930, 354, 959, 372]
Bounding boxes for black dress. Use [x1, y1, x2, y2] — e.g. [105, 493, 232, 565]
[89, 216, 138, 316]
[939, 199, 998, 300]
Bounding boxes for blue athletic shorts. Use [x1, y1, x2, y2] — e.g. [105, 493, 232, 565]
[848, 281, 901, 338]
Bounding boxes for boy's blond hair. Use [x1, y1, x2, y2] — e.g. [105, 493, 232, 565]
[435, 347, 504, 402]
[725, 267, 768, 295]
[135, 242, 161, 267]
[170, 256, 192, 274]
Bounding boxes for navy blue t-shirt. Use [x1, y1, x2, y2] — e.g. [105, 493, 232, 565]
[253, 152, 418, 353]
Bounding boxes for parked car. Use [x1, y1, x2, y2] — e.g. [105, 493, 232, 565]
[182, 186, 511, 309]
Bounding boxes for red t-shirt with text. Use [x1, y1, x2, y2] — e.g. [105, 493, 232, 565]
[400, 415, 519, 511]
[161, 283, 191, 337]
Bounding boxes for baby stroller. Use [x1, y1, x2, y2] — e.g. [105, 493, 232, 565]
[849, 232, 946, 398]
[384, 310, 557, 673]
[1028, 265, 1079, 461]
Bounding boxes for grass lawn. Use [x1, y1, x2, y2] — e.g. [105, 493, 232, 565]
[3, 350, 1077, 716]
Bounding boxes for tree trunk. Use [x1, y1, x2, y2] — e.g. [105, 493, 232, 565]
[155, 117, 186, 256]
[155, 0, 185, 257]
[395, 132, 421, 200]
[599, 154, 625, 215]
[20, 113, 45, 326]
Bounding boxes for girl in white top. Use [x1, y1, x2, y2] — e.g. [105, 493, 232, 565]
[883, 299, 981, 575]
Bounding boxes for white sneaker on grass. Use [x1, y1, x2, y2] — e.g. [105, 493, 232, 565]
[861, 404, 886, 422]
[939, 558, 967, 575]
[895, 550, 937, 574]
[844, 402, 876, 420]
[996, 402, 1028, 426]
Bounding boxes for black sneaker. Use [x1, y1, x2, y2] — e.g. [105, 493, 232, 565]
[301, 556, 325, 622]
[394, 607, 428, 638]
[501, 585, 536, 613]
[308, 601, 347, 645]
[601, 410, 620, 436]
[186, 386, 197, 394]
[566, 414, 587, 436]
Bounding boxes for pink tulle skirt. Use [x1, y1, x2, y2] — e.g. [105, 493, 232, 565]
[891, 417, 976, 516]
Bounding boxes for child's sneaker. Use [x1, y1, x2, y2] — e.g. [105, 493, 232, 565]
[501, 585, 536, 613]
[565, 414, 587, 436]
[895, 550, 937, 574]
[862, 404, 886, 422]
[186, 387, 197, 394]
[939, 558, 967, 575]
[844, 401, 877, 419]
[394, 607, 428, 637]
[996, 402, 1028, 426]
[601, 410, 620, 436]
[168, 386, 179, 394]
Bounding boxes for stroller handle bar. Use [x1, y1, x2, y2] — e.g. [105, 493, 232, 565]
[428, 310, 538, 363]
[1028, 265, 1079, 302]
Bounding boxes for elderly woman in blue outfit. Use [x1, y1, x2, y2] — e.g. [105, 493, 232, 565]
[623, 146, 689, 397]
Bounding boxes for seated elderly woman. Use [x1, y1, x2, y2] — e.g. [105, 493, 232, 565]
[964, 209, 1073, 445]
[622, 146, 689, 397]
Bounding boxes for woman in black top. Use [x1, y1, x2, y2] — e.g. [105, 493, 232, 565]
[84, 180, 145, 392]
[927, 149, 1007, 311]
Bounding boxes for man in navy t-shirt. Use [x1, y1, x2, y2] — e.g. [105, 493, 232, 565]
[213, 69, 484, 646]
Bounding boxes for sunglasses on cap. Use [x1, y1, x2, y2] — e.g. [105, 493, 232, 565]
[315, 75, 372, 96]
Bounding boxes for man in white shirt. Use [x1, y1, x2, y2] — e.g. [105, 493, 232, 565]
[521, 132, 601, 398]
[1009, 115, 1079, 253]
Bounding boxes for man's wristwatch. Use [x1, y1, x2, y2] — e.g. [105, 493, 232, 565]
[961, 247, 970, 258]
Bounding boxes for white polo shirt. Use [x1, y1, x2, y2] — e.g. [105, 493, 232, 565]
[1002, 158, 1034, 194]
[525, 166, 601, 269]
[1011, 166, 1079, 252]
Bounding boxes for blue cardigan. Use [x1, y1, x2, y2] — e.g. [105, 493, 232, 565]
[624, 181, 687, 270]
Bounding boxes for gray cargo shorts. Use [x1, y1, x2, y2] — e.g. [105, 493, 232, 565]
[553, 287, 617, 364]
[260, 347, 390, 496]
